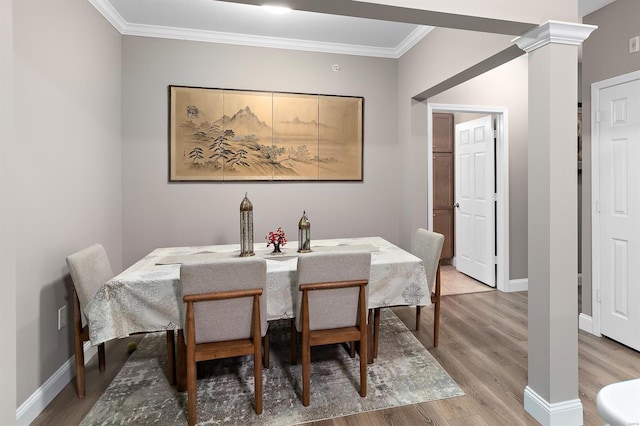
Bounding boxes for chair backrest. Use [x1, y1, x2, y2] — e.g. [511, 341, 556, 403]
[66, 244, 114, 324]
[180, 257, 267, 344]
[296, 251, 371, 331]
[412, 228, 444, 293]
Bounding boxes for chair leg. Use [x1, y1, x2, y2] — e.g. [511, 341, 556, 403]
[359, 329, 367, 398]
[97, 343, 106, 372]
[73, 288, 86, 398]
[166, 330, 176, 386]
[433, 265, 442, 347]
[416, 305, 422, 331]
[367, 308, 381, 363]
[358, 284, 368, 397]
[186, 356, 196, 426]
[263, 331, 270, 369]
[254, 334, 263, 414]
[367, 309, 374, 364]
[185, 307, 197, 426]
[290, 319, 298, 365]
[434, 300, 440, 347]
[74, 329, 85, 399]
[301, 330, 311, 406]
[349, 341, 356, 358]
[373, 308, 381, 359]
[177, 330, 187, 392]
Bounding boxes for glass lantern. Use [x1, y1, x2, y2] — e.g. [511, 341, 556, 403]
[239, 193, 255, 257]
[297, 211, 311, 253]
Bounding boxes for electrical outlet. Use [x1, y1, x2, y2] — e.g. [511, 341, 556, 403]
[58, 306, 67, 330]
[630, 36, 640, 54]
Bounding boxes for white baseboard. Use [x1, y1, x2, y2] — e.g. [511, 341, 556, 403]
[16, 342, 97, 425]
[524, 386, 584, 425]
[506, 278, 528, 292]
[579, 313, 593, 334]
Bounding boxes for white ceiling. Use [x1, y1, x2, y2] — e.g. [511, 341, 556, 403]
[92, 0, 616, 59]
[579, 0, 616, 17]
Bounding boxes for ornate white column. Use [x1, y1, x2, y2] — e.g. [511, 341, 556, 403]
[513, 21, 596, 426]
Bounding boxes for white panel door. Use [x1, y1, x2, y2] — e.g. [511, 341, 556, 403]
[599, 77, 640, 350]
[455, 115, 495, 287]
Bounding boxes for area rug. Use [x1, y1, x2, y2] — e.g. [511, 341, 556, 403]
[81, 309, 463, 425]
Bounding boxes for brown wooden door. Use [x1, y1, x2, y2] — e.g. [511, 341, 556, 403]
[432, 113, 454, 260]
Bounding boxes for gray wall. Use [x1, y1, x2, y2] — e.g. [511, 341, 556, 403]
[454, 113, 487, 124]
[121, 37, 399, 267]
[1, 0, 17, 422]
[396, 27, 530, 279]
[429, 56, 529, 279]
[581, 0, 640, 316]
[12, 0, 122, 406]
[397, 27, 514, 251]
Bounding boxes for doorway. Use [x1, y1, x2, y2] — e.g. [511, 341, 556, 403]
[427, 103, 510, 292]
[591, 70, 640, 350]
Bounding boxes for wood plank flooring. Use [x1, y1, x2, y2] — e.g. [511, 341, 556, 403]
[32, 291, 640, 425]
[440, 265, 495, 296]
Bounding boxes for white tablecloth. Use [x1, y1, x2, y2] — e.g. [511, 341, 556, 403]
[85, 237, 429, 345]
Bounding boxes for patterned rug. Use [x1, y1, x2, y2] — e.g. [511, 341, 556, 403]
[81, 310, 463, 425]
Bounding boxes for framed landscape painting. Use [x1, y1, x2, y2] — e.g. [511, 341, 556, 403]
[169, 86, 364, 182]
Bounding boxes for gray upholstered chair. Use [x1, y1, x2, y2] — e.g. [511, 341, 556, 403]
[290, 251, 370, 406]
[66, 244, 113, 399]
[67, 244, 178, 399]
[412, 228, 445, 346]
[179, 257, 268, 426]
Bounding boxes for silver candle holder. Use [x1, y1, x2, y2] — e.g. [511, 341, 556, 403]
[239, 193, 255, 257]
[297, 211, 311, 253]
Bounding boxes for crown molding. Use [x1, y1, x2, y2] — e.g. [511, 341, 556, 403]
[88, 0, 127, 30]
[122, 23, 405, 58]
[89, 0, 430, 58]
[396, 26, 434, 57]
[513, 20, 597, 53]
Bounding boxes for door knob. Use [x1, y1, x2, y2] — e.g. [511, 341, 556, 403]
[453, 203, 460, 208]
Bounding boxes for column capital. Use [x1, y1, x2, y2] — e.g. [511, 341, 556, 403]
[513, 20, 597, 53]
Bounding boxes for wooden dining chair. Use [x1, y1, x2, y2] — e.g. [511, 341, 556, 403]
[179, 257, 268, 426]
[412, 228, 444, 346]
[290, 251, 370, 406]
[67, 244, 179, 399]
[66, 244, 113, 399]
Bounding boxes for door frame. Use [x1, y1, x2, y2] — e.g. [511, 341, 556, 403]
[590, 69, 640, 337]
[427, 103, 510, 292]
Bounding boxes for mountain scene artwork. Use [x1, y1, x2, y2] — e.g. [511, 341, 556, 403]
[169, 86, 363, 181]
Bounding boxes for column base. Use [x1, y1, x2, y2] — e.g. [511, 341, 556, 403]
[524, 386, 583, 426]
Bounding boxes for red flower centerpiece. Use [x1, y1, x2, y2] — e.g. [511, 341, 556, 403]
[265, 227, 287, 254]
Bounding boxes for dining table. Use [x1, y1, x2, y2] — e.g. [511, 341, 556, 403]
[86, 236, 430, 345]
[85, 236, 430, 386]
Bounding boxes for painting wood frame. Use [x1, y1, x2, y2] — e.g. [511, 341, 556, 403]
[168, 86, 364, 182]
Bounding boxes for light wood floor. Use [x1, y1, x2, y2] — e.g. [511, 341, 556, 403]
[32, 291, 640, 426]
[440, 265, 495, 296]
